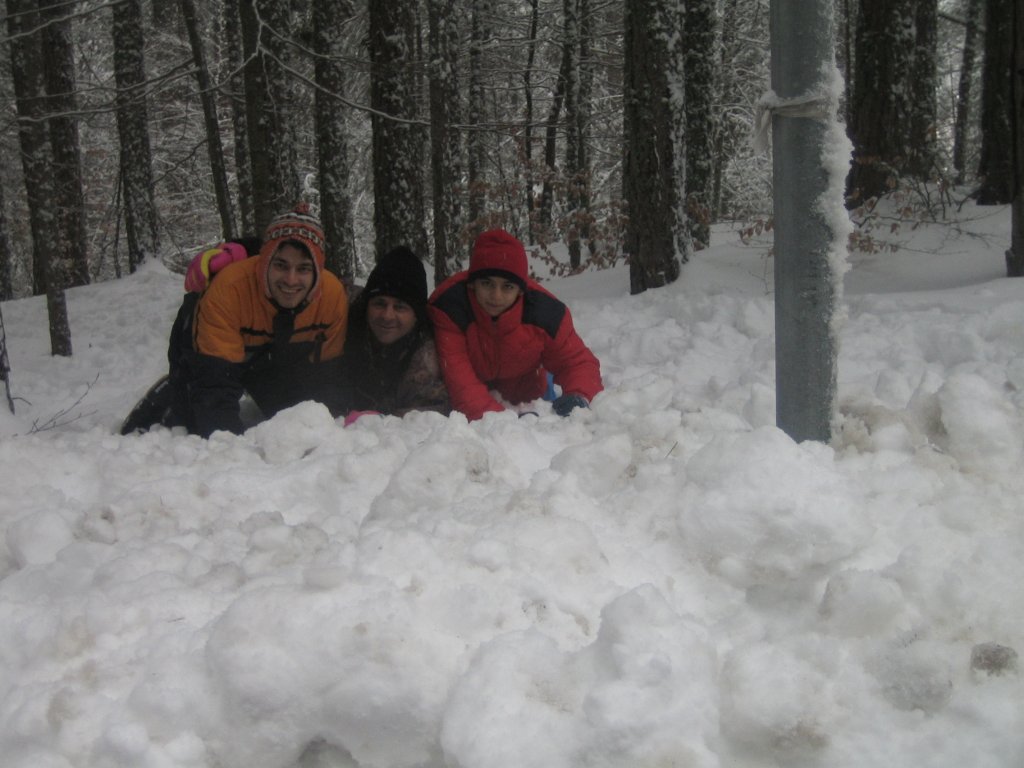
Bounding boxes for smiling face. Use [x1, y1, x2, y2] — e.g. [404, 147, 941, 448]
[366, 295, 417, 345]
[469, 276, 522, 318]
[267, 243, 315, 309]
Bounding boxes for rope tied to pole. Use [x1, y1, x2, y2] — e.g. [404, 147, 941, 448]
[751, 91, 833, 154]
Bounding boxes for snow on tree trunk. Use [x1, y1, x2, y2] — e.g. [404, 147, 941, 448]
[683, 0, 718, 251]
[953, 0, 983, 185]
[181, 0, 236, 242]
[523, 0, 540, 244]
[564, 0, 592, 270]
[315, 0, 358, 285]
[223, 1, 255, 237]
[7, 0, 72, 356]
[623, 0, 686, 296]
[112, 0, 159, 271]
[369, 0, 428, 259]
[428, 0, 463, 282]
[42, 2, 88, 289]
[241, 0, 301, 233]
[467, 0, 492, 237]
[8, 0, 55, 296]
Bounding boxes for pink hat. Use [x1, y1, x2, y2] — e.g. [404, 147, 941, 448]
[184, 242, 249, 293]
[469, 229, 528, 290]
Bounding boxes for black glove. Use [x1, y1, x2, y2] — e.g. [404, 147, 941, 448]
[552, 393, 589, 417]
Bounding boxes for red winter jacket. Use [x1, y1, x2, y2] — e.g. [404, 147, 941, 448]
[428, 272, 602, 420]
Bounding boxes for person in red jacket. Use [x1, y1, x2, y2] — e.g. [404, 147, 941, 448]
[427, 228, 602, 420]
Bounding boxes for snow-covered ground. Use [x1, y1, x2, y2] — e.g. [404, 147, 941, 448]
[0, 201, 1021, 768]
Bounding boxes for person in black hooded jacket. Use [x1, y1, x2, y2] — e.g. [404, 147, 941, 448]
[337, 246, 450, 422]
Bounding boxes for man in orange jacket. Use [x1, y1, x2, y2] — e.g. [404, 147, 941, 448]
[428, 229, 602, 420]
[186, 204, 348, 436]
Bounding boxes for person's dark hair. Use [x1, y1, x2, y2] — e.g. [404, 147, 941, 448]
[230, 235, 262, 257]
[278, 239, 314, 262]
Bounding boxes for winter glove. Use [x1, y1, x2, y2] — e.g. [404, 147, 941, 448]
[343, 410, 382, 427]
[184, 242, 249, 292]
[552, 393, 589, 417]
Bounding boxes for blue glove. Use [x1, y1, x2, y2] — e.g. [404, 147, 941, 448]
[552, 393, 589, 417]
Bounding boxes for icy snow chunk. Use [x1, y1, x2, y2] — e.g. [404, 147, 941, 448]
[720, 638, 835, 759]
[549, 432, 634, 497]
[933, 372, 1023, 475]
[677, 427, 871, 588]
[6, 510, 74, 566]
[575, 586, 718, 767]
[868, 641, 953, 714]
[819, 569, 906, 637]
[205, 584, 458, 768]
[250, 401, 339, 464]
[4, 750, 75, 768]
[441, 585, 718, 768]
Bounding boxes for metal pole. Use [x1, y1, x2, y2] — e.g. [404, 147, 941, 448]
[771, 0, 840, 442]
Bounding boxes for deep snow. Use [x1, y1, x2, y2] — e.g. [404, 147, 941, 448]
[0, 201, 1021, 768]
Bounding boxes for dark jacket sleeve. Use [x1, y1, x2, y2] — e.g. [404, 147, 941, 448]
[187, 351, 246, 437]
[542, 309, 603, 402]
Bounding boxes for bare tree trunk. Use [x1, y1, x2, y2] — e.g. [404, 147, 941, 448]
[711, 0, 741, 219]
[224, 0, 255, 236]
[523, 0, 540, 242]
[369, 0, 428, 258]
[42, 0, 88, 288]
[181, 0, 236, 240]
[0, 302, 14, 413]
[112, 0, 160, 270]
[240, 0, 300, 233]
[623, 0, 685, 295]
[466, 0, 492, 238]
[428, 0, 463, 282]
[563, 0, 593, 270]
[7, 0, 51, 295]
[1008, 0, 1024, 276]
[846, 0, 916, 205]
[7, 0, 71, 354]
[684, 0, 718, 251]
[0, 180, 12, 300]
[314, 0, 357, 284]
[906, 0, 938, 179]
[953, 0, 982, 185]
[977, 0, 1014, 204]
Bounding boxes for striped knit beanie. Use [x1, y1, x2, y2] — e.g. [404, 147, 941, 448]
[258, 203, 326, 301]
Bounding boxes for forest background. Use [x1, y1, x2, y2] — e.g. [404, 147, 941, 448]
[0, 0, 1018, 357]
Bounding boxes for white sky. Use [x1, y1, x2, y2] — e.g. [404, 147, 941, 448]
[0, 200, 1021, 768]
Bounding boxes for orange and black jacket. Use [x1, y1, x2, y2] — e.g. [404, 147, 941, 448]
[188, 256, 347, 436]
